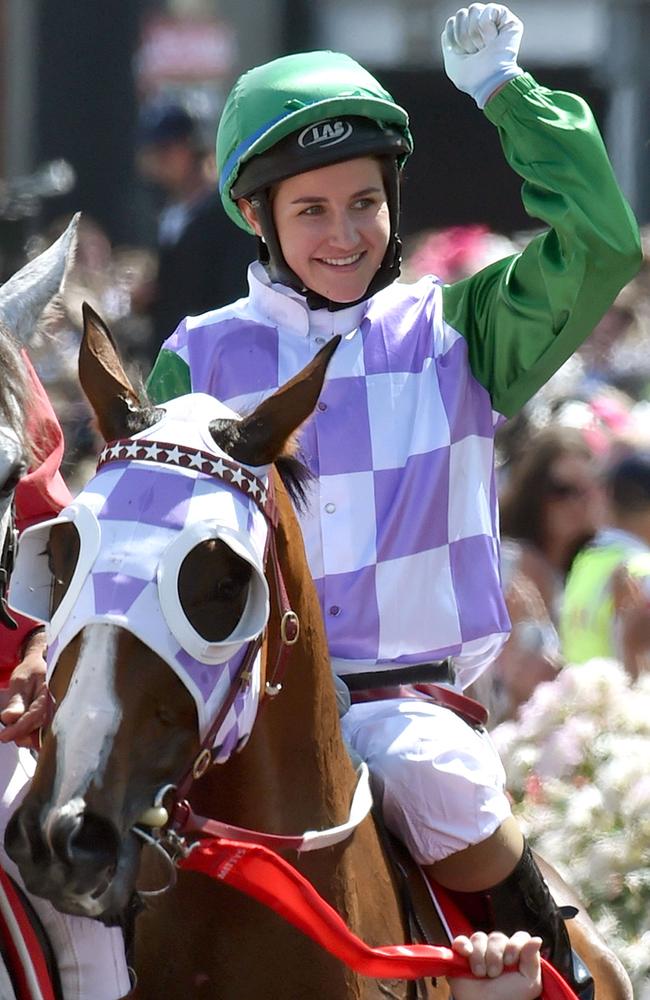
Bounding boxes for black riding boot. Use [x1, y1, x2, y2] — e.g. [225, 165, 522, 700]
[487, 842, 595, 999]
[442, 841, 594, 998]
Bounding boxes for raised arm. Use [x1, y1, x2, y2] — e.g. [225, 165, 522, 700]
[440, 3, 642, 417]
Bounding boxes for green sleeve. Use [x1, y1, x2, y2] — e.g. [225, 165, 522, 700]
[146, 348, 192, 403]
[442, 73, 642, 418]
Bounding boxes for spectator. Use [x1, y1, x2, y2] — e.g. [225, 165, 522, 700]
[560, 448, 650, 677]
[402, 223, 518, 284]
[499, 426, 606, 624]
[135, 99, 254, 365]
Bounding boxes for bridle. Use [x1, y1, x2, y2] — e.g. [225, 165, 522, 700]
[0, 499, 18, 630]
[92, 436, 372, 863]
[96, 435, 300, 777]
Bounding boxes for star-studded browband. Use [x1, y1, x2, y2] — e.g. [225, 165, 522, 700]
[97, 439, 269, 514]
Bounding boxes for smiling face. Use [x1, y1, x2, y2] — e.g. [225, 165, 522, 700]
[240, 156, 390, 304]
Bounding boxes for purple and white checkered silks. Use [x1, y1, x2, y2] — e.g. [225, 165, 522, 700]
[8, 393, 271, 761]
[162, 263, 511, 690]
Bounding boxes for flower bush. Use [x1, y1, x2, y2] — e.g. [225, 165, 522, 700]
[491, 659, 650, 996]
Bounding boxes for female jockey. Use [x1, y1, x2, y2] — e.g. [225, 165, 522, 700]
[0, 354, 132, 998]
[147, 4, 642, 997]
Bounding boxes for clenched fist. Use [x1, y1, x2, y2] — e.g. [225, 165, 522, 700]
[441, 4, 524, 108]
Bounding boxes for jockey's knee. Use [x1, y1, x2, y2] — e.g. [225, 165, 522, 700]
[341, 698, 512, 864]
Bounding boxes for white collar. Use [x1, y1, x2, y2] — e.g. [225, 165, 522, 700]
[246, 261, 368, 338]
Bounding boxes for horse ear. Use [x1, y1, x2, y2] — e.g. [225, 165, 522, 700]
[0, 213, 79, 346]
[79, 301, 143, 442]
[212, 335, 340, 466]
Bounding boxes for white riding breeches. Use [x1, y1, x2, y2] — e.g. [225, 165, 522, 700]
[340, 696, 512, 865]
[0, 742, 131, 1000]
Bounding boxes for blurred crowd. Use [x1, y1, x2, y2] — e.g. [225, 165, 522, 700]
[18, 196, 650, 720]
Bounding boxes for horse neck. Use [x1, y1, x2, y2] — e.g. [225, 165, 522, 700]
[183, 478, 447, 995]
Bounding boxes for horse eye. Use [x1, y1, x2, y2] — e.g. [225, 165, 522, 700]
[46, 523, 81, 616]
[215, 576, 247, 602]
[178, 543, 252, 641]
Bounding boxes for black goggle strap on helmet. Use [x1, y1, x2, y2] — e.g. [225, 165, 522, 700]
[355, 156, 403, 305]
[248, 155, 403, 312]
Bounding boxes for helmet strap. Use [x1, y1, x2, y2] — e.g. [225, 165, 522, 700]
[251, 193, 307, 295]
[250, 158, 403, 312]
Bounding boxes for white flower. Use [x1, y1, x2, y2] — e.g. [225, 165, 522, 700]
[493, 657, 650, 994]
[537, 716, 598, 781]
[622, 775, 650, 817]
[562, 783, 604, 828]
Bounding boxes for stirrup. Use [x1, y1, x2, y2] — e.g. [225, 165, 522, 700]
[569, 955, 595, 1000]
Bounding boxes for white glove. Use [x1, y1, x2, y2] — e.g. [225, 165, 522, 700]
[441, 4, 524, 109]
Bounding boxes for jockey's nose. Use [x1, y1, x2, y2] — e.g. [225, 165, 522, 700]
[328, 208, 359, 251]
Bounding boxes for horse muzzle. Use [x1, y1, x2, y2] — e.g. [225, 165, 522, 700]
[5, 797, 140, 921]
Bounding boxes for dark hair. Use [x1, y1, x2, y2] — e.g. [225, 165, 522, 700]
[607, 450, 650, 514]
[499, 426, 596, 555]
[137, 101, 202, 150]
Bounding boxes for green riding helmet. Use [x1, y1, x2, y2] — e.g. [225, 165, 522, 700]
[217, 51, 414, 309]
[217, 50, 413, 233]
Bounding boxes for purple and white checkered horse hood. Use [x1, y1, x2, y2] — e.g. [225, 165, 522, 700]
[9, 393, 271, 759]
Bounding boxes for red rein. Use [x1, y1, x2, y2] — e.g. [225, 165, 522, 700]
[180, 836, 579, 998]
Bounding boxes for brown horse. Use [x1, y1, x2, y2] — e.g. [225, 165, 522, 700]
[5, 305, 632, 1000]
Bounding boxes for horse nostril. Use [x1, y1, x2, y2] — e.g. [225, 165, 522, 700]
[47, 808, 83, 864]
[48, 805, 120, 872]
[72, 811, 120, 865]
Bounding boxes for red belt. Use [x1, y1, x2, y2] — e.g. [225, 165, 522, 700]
[350, 682, 488, 728]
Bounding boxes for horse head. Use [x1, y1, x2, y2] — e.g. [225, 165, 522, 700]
[5, 302, 339, 923]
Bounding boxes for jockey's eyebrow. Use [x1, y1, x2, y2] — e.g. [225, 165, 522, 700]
[290, 187, 383, 205]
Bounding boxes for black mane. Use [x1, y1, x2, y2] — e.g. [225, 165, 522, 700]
[274, 454, 313, 511]
[207, 415, 314, 512]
